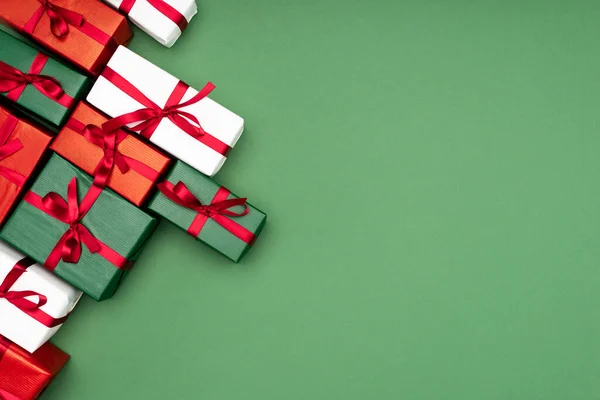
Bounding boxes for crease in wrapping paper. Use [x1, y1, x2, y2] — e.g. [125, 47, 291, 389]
[0, 338, 69, 400]
[0, 30, 90, 128]
[0, 0, 132, 75]
[0, 154, 157, 301]
[51, 102, 170, 206]
[0, 107, 52, 226]
[149, 161, 266, 262]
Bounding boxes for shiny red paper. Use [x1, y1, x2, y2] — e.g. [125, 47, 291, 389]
[0, 336, 69, 400]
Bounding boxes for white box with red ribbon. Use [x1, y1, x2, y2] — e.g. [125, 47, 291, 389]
[103, 0, 197, 47]
[0, 240, 82, 353]
[87, 46, 244, 177]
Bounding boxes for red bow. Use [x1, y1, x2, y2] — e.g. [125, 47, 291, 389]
[32, 0, 84, 38]
[158, 181, 249, 219]
[82, 124, 130, 187]
[40, 178, 101, 264]
[158, 181, 256, 244]
[0, 60, 67, 103]
[103, 77, 216, 141]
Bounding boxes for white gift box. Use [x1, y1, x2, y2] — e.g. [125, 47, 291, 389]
[103, 0, 197, 47]
[87, 46, 244, 177]
[0, 241, 82, 353]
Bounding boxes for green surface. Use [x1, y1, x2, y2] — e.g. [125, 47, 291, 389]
[0, 154, 156, 301]
[148, 160, 267, 262]
[0, 30, 89, 129]
[41, 1, 600, 399]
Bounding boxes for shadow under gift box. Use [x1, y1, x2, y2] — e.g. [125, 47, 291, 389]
[148, 161, 267, 262]
[0, 105, 52, 226]
[0, 0, 132, 76]
[102, 0, 197, 47]
[0, 240, 82, 354]
[0, 30, 90, 130]
[0, 154, 157, 301]
[51, 102, 171, 207]
[0, 336, 69, 400]
[87, 45, 244, 177]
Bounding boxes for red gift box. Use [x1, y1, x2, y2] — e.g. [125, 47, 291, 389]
[0, 0, 132, 76]
[0, 336, 69, 400]
[0, 106, 52, 226]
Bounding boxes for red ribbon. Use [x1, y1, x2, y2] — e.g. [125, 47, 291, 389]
[0, 115, 27, 187]
[101, 67, 231, 156]
[0, 257, 68, 328]
[0, 54, 73, 108]
[158, 181, 256, 244]
[23, 0, 84, 38]
[23, 0, 113, 46]
[119, 0, 188, 33]
[65, 118, 160, 188]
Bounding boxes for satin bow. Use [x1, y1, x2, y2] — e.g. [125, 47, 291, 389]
[41, 178, 101, 264]
[0, 258, 47, 312]
[0, 61, 66, 103]
[35, 0, 84, 38]
[82, 124, 130, 187]
[103, 81, 216, 140]
[158, 181, 249, 218]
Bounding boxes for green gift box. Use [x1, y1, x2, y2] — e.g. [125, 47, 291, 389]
[0, 30, 90, 130]
[148, 161, 267, 263]
[0, 154, 157, 301]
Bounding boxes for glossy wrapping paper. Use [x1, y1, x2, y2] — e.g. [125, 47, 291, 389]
[0, 30, 90, 129]
[0, 240, 82, 353]
[0, 0, 132, 76]
[148, 161, 266, 262]
[0, 336, 69, 400]
[0, 154, 157, 301]
[51, 102, 171, 206]
[0, 106, 52, 226]
[103, 0, 197, 47]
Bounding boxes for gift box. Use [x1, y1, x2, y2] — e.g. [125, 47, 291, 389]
[87, 45, 244, 177]
[0, 0, 132, 76]
[102, 0, 196, 47]
[0, 240, 82, 353]
[0, 336, 69, 400]
[0, 106, 52, 226]
[51, 102, 171, 206]
[0, 30, 90, 129]
[148, 161, 266, 262]
[0, 154, 157, 301]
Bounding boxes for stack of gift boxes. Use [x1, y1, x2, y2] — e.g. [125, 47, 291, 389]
[0, 1, 267, 398]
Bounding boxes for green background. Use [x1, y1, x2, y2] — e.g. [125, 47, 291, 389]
[43, 1, 600, 399]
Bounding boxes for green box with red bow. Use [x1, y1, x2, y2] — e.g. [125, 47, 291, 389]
[0, 154, 157, 301]
[0, 30, 90, 130]
[148, 161, 267, 263]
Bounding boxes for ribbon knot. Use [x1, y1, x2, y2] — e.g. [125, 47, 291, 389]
[102, 77, 216, 142]
[0, 60, 68, 103]
[41, 177, 101, 264]
[37, 0, 84, 38]
[82, 124, 130, 187]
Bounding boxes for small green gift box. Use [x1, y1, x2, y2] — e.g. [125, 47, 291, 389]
[0, 30, 90, 130]
[148, 161, 267, 262]
[0, 154, 157, 301]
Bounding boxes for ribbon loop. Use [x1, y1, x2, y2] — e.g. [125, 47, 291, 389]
[40, 178, 101, 264]
[82, 124, 130, 187]
[37, 0, 84, 38]
[0, 116, 27, 187]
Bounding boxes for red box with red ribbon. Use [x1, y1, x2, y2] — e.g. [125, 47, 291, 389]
[0, 106, 52, 226]
[51, 102, 171, 206]
[0, 0, 132, 76]
[0, 336, 69, 400]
